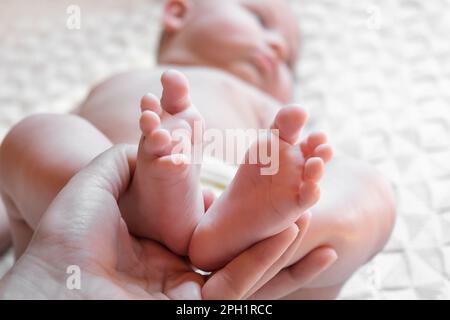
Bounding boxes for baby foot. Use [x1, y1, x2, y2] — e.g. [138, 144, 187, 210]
[120, 70, 205, 256]
[189, 106, 333, 270]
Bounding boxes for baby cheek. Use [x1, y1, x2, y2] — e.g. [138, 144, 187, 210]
[214, 13, 260, 38]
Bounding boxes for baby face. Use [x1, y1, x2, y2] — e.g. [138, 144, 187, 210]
[159, 0, 300, 102]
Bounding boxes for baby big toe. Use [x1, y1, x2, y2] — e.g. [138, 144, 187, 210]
[272, 105, 308, 145]
[160, 69, 191, 114]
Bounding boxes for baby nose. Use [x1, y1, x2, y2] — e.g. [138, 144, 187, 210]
[267, 31, 289, 62]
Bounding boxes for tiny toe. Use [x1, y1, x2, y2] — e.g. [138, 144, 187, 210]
[313, 144, 333, 164]
[298, 181, 320, 210]
[271, 105, 308, 145]
[300, 141, 309, 156]
[301, 132, 328, 158]
[304, 157, 324, 182]
[160, 69, 191, 114]
[141, 93, 162, 114]
[144, 128, 172, 156]
[140, 110, 161, 135]
[307, 132, 327, 150]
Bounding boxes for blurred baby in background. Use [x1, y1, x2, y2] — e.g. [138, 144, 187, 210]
[0, 0, 395, 299]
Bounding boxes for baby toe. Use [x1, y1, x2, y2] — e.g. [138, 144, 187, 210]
[144, 128, 172, 157]
[304, 157, 325, 182]
[139, 110, 161, 136]
[141, 93, 162, 114]
[160, 69, 192, 114]
[313, 144, 333, 164]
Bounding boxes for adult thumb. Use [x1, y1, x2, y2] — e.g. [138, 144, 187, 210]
[30, 145, 137, 261]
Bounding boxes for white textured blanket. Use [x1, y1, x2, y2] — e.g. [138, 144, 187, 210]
[0, 0, 449, 299]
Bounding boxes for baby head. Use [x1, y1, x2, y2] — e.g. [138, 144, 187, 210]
[157, 0, 300, 103]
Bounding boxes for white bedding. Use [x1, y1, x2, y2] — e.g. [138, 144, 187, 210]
[1, 0, 449, 299]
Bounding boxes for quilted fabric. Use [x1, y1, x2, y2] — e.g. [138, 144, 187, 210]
[0, 0, 449, 299]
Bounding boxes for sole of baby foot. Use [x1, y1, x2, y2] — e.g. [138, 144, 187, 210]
[189, 105, 333, 271]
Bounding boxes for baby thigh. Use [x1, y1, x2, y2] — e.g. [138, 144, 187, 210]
[281, 159, 395, 297]
[0, 198, 11, 253]
[0, 114, 112, 257]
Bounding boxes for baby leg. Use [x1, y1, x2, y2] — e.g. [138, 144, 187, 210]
[284, 157, 396, 296]
[119, 70, 205, 256]
[0, 114, 112, 257]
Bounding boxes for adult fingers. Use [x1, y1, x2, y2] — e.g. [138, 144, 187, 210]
[32, 145, 137, 262]
[244, 212, 312, 299]
[202, 225, 299, 300]
[248, 246, 338, 300]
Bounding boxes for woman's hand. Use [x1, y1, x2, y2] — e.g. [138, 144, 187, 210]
[0, 145, 301, 299]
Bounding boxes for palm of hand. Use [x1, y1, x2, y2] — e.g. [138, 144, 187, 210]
[19, 193, 208, 300]
[1, 146, 314, 300]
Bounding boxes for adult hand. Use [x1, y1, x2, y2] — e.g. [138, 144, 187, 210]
[0, 145, 300, 299]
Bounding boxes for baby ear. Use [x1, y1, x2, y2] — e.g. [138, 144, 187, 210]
[162, 0, 190, 32]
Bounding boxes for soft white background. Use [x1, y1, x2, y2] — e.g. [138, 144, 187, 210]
[0, 0, 449, 299]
